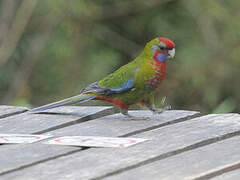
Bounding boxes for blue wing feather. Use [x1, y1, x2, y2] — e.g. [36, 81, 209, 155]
[108, 78, 134, 94]
[81, 78, 134, 95]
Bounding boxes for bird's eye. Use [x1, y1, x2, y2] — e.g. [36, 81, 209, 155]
[158, 45, 166, 51]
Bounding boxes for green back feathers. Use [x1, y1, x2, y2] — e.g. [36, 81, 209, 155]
[99, 37, 160, 90]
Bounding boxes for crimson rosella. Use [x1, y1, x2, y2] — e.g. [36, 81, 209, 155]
[30, 37, 175, 118]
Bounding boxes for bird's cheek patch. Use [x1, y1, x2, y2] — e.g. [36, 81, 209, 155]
[154, 52, 168, 63]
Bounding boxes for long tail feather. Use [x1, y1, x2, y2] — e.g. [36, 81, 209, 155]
[29, 94, 96, 112]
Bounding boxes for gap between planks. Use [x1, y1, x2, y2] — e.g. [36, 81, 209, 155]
[192, 162, 240, 180]
[0, 149, 81, 176]
[0, 112, 201, 176]
[32, 107, 118, 134]
[0, 106, 28, 120]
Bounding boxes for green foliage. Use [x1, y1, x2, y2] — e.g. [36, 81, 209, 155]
[0, 0, 239, 113]
[212, 98, 236, 114]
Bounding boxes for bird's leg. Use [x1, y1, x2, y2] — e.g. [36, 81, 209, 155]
[120, 108, 149, 120]
[120, 108, 132, 117]
[142, 94, 171, 114]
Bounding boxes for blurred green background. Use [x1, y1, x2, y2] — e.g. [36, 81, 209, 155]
[0, 0, 239, 113]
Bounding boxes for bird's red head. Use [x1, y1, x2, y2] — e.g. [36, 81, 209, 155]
[158, 37, 175, 50]
[144, 37, 175, 61]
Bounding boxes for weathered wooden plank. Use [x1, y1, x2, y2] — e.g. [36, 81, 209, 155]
[0, 110, 198, 177]
[0, 105, 28, 119]
[0, 106, 113, 134]
[2, 113, 240, 180]
[45, 110, 199, 137]
[103, 135, 240, 180]
[211, 168, 240, 180]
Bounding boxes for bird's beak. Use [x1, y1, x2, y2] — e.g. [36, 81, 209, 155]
[168, 48, 175, 59]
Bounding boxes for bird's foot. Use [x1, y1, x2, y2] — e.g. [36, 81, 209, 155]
[123, 115, 150, 121]
[152, 105, 171, 114]
[120, 108, 149, 120]
[152, 97, 171, 114]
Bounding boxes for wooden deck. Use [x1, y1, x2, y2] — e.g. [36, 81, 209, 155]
[0, 105, 240, 180]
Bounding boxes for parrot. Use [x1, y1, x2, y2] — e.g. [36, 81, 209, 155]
[30, 37, 175, 119]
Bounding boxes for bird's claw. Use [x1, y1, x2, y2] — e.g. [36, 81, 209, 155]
[153, 96, 171, 114]
[153, 105, 171, 114]
[123, 115, 150, 121]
